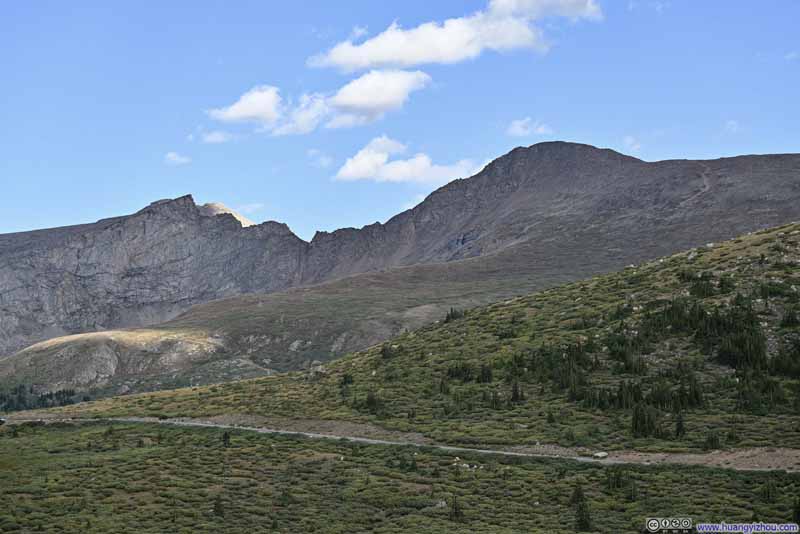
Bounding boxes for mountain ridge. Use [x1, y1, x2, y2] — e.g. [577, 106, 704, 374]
[1, 141, 799, 359]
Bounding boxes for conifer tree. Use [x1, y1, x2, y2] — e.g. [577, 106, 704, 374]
[571, 484, 593, 531]
[675, 411, 686, 439]
[213, 494, 225, 517]
[449, 495, 464, 522]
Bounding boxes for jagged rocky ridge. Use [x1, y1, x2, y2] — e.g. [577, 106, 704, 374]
[1, 141, 799, 362]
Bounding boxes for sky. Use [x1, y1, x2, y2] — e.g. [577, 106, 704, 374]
[1, 1, 798, 240]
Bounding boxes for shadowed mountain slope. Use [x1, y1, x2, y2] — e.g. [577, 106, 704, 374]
[1, 142, 799, 382]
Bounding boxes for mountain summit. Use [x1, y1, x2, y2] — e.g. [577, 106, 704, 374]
[1, 142, 799, 357]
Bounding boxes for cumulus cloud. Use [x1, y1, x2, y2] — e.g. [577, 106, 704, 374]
[207, 85, 282, 125]
[309, 0, 601, 71]
[273, 93, 329, 135]
[217, 70, 431, 136]
[326, 70, 431, 127]
[164, 152, 191, 166]
[506, 117, 553, 136]
[786, 51, 799, 61]
[335, 135, 477, 185]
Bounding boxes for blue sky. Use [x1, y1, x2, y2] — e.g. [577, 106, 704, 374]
[1, 1, 798, 240]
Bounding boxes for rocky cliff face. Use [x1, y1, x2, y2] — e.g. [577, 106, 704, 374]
[0, 196, 307, 355]
[2, 141, 799, 358]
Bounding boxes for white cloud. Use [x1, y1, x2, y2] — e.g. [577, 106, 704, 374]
[201, 130, 233, 144]
[207, 85, 282, 125]
[785, 51, 798, 61]
[326, 70, 430, 127]
[506, 117, 553, 136]
[273, 93, 329, 136]
[244, 70, 431, 135]
[307, 148, 333, 168]
[335, 135, 477, 185]
[309, 0, 601, 71]
[164, 152, 191, 166]
[724, 120, 740, 134]
[623, 135, 641, 152]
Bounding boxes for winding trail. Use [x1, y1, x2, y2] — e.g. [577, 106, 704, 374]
[8, 415, 800, 473]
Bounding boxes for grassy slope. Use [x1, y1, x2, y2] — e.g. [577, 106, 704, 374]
[1, 421, 799, 533]
[0, 238, 581, 396]
[24, 222, 800, 453]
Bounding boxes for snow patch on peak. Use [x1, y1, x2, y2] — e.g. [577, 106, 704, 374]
[199, 202, 256, 227]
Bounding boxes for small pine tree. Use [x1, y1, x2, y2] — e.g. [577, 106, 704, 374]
[760, 477, 778, 503]
[570, 483, 585, 505]
[365, 390, 381, 413]
[222, 431, 231, 448]
[675, 411, 686, 439]
[478, 364, 493, 384]
[702, 431, 721, 450]
[213, 494, 225, 517]
[510, 380, 525, 403]
[439, 377, 450, 395]
[627, 480, 639, 502]
[782, 308, 800, 327]
[449, 495, 464, 522]
[571, 482, 593, 530]
[792, 497, 800, 524]
[445, 308, 465, 323]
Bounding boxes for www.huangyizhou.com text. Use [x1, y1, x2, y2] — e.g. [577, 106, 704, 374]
[695, 523, 799, 533]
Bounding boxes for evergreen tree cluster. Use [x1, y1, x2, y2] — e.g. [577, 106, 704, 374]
[771, 338, 800, 378]
[524, 341, 596, 392]
[638, 297, 766, 368]
[444, 307, 465, 323]
[581, 373, 703, 415]
[0, 384, 84, 413]
[631, 403, 665, 438]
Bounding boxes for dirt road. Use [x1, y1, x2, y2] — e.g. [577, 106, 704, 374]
[8, 414, 800, 473]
